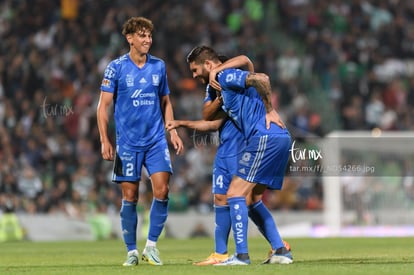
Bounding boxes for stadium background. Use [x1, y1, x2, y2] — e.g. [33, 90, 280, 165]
[0, 0, 413, 240]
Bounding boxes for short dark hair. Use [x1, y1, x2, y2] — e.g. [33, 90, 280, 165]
[218, 55, 229, 63]
[122, 16, 154, 36]
[186, 45, 220, 64]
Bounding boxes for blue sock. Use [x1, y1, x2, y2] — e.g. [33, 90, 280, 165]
[120, 200, 137, 251]
[227, 197, 249, 254]
[248, 202, 267, 241]
[148, 198, 168, 242]
[214, 205, 231, 254]
[248, 200, 283, 250]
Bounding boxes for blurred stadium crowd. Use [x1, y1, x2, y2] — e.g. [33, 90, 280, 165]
[1, 0, 414, 218]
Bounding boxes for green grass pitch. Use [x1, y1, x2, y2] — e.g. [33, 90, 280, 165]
[1, 237, 413, 275]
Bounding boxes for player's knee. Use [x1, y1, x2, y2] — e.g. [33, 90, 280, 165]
[122, 191, 138, 202]
[227, 177, 252, 197]
[226, 189, 244, 198]
[153, 184, 169, 200]
[214, 194, 227, 206]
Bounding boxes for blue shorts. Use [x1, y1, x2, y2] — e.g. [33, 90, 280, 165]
[212, 155, 237, 195]
[235, 133, 291, 190]
[112, 139, 172, 183]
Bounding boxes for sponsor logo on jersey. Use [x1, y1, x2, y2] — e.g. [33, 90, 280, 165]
[131, 89, 155, 98]
[235, 221, 244, 244]
[131, 89, 156, 107]
[139, 77, 147, 84]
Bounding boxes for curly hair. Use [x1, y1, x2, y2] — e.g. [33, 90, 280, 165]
[122, 16, 154, 36]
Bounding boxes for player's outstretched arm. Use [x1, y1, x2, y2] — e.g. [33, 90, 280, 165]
[166, 118, 224, 132]
[209, 55, 254, 91]
[202, 97, 224, 121]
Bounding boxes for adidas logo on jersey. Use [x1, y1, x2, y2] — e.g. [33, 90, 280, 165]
[238, 168, 246, 174]
[139, 77, 147, 83]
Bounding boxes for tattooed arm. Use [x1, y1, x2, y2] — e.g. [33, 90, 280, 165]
[245, 72, 285, 129]
[245, 72, 273, 113]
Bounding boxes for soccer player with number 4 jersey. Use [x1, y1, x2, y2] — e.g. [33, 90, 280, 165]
[96, 16, 183, 266]
[167, 54, 290, 265]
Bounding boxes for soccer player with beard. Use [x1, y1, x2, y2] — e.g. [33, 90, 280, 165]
[167, 54, 291, 265]
[185, 46, 292, 265]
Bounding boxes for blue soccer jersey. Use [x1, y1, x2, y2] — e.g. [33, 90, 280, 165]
[217, 68, 291, 189]
[100, 53, 169, 150]
[204, 84, 245, 158]
[217, 68, 289, 139]
[204, 84, 245, 194]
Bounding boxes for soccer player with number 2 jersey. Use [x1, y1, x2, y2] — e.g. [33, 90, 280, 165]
[97, 16, 183, 266]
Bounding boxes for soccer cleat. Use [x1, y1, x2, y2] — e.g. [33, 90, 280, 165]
[142, 246, 163, 265]
[214, 254, 250, 266]
[262, 246, 293, 264]
[123, 249, 139, 266]
[265, 240, 291, 258]
[193, 252, 229, 266]
[283, 240, 291, 251]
